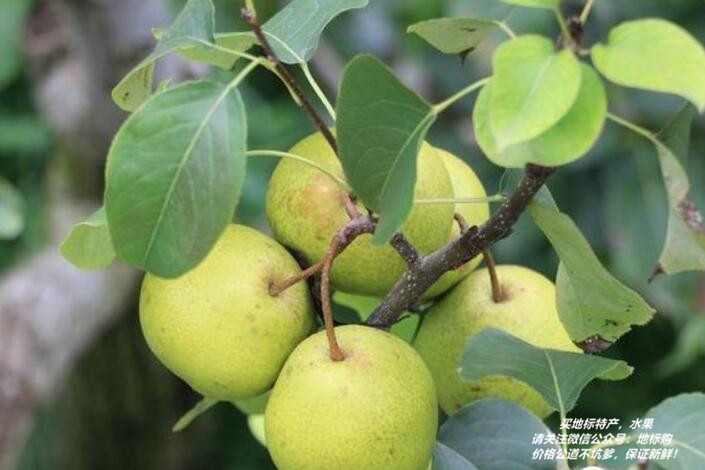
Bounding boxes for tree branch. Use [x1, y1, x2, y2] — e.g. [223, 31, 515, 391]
[241, 9, 337, 153]
[389, 233, 421, 267]
[366, 164, 554, 328]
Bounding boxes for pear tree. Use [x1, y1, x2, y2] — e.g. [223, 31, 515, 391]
[61, 0, 705, 468]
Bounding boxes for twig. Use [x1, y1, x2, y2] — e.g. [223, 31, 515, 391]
[269, 260, 324, 296]
[580, 0, 596, 24]
[454, 213, 469, 232]
[483, 249, 504, 302]
[320, 216, 377, 361]
[241, 9, 337, 153]
[342, 192, 360, 219]
[390, 233, 420, 267]
[366, 164, 553, 328]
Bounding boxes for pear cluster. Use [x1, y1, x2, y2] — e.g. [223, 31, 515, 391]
[139, 131, 577, 469]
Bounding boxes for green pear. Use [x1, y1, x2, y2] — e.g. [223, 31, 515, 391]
[233, 390, 270, 415]
[248, 414, 267, 447]
[422, 147, 490, 299]
[266, 131, 455, 297]
[265, 325, 438, 470]
[140, 224, 315, 402]
[413, 265, 580, 417]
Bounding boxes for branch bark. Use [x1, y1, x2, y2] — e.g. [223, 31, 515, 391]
[366, 164, 554, 328]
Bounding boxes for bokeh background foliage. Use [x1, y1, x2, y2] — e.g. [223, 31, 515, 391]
[1, 0, 704, 468]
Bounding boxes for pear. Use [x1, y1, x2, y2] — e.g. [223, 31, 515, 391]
[422, 147, 490, 299]
[413, 265, 580, 417]
[265, 325, 438, 470]
[140, 224, 314, 401]
[248, 414, 267, 447]
[266, 131, 455, 297]
[233, 390, 270, 415]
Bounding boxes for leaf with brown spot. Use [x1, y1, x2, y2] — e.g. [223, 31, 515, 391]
[654, 104, 705, 275]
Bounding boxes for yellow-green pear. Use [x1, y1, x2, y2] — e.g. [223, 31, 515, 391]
[265, 325, 438, 470]
[413, 265, 580, 417]
[234, 390, 270, 415]
[248, 415, 267, 447]
[422, 147, 490, 299]
[140, 225, 314, 402]
[266, 131, 455, 297]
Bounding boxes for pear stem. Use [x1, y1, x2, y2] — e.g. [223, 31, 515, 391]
[454, 213, 470, 233]
[483, 249, 504, 303]
[320, 216, 377, 361]
[269, 260, 324, 296]
[342, 192, 360, 219]
[321, 238, 345, 362]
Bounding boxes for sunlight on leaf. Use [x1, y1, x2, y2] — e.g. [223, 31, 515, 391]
[592, 19, 705, 111]
[60, 208, 116, 269]
[489, 35, 581, 150]
[475, 64, 606, 168]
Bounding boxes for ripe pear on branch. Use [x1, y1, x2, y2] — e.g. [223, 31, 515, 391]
[414, 264, 580, 417]
[140, 224, 315, 402]
[265, 325, 438, 470]
[267, 131, 490, 298]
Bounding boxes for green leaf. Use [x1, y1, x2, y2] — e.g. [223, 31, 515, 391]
[433, 442, 477, 470]
[642, 393, 705, 469]
[528, 203, 655, 346]
[59, 208, 116, 269]
[172, 397, 218, 432]
[653, 105, 705, 275]
[0, 0, 32, 88]
[262, 0, 369, 64]
[105, 80, 247, 278]
[475, 64, 606, 168]
[407, 18, 495, 55]
[489, 35, 581, 150]
[112, 0, 216, 111]
[459, 328, 633, 413]
[592, 19, 705, 111]
[170, 31, 258, 69]
[0, 177, 25, 239]
[337, 54, 435, 244]
[438, 399, 558, 470]
[499, 0, 560, 9]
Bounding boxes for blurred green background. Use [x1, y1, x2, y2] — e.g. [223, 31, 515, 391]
[2, 0, 704, 468]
